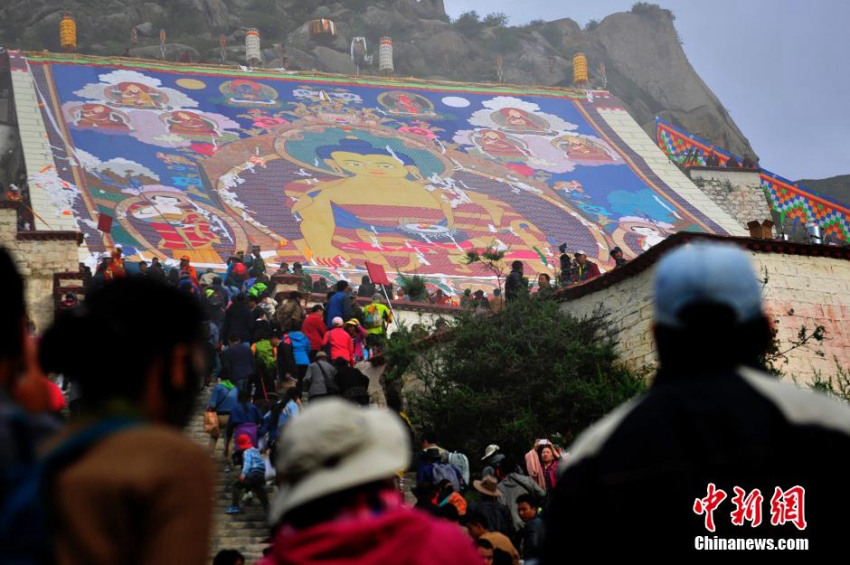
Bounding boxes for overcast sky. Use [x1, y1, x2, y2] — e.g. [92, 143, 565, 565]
[444, 0, 849, 180]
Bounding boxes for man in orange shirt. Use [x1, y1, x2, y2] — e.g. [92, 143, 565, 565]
[464, 511, 520, 565]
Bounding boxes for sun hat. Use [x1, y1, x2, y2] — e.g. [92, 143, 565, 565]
[654, 242, 763, 329]
[269, 398, 411, 524]
[481, 444, 500, 460]
[472, 475, 502, 498]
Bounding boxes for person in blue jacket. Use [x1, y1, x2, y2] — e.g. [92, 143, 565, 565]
[206, 378, 239, 461]
[325, 280, 353, 327]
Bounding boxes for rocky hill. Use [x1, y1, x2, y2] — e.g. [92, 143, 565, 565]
[0, 0, 754, 157]
[797, 175, 850, 207]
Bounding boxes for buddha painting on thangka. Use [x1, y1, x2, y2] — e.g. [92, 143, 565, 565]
[201, 124, 603, 275]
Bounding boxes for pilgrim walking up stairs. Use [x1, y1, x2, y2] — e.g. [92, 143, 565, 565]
[186, 400, 270, 562]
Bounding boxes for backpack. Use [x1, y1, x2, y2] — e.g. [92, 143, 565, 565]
[447, 451, 470, 488]
[363, 304, 383, 329]
[249, 256, 266, 278]
[0, 417, 139, 564]
[207, 287, 227, 310]
[232, 262, 247, 279]
[431, 462, 461, 493]
[254, 340, 277, 372]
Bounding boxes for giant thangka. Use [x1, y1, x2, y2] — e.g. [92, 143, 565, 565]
[10, 52, 739, 293]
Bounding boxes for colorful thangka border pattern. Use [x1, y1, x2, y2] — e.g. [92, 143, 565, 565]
[656, 118, 850, 243]
[14, 52, 729, 293]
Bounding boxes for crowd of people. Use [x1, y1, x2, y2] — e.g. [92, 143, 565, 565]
[3, 238, 850, 563]
[410, 436, 563, 564]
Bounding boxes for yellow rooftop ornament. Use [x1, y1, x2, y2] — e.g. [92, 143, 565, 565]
[309, 18, 338, 42]
[59, 13, 77, 52]
[573, 52, 588, 86]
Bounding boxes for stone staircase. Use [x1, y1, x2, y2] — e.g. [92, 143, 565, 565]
[186, 396, 271, 563]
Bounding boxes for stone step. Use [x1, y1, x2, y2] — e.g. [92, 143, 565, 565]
[186, 395, 271, 563]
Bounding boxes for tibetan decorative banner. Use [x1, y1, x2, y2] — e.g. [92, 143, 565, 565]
[656, 117, 737, 167]
[656, 117, 849, 243]
[760, 172, 850, 243]
[15, 52, 729, 293]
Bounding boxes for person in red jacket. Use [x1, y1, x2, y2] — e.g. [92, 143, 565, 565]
[301, 304, 327, 361]
[572, 250, 601, 283]
[322, 316, 354, 365]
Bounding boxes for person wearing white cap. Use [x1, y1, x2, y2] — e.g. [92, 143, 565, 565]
[322, 316, 354, 365]
[257, 399, 481, 564]
[542, 242, 850, 559]
[572, 250, 600, 283]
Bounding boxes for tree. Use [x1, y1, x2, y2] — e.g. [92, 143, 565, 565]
[400, 299, 648, 470]
[482, 13, 509, 27]
[453, 11, 482, 35]
[464, 244, 509, 294]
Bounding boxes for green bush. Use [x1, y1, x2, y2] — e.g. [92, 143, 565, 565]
[400, 298, 648, 470]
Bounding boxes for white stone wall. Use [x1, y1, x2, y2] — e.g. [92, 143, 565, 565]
[597, 108, 747, 237]
[689, 169, 772, 233]
[560, 248, 850, 383]
[0, 207, 81, 331]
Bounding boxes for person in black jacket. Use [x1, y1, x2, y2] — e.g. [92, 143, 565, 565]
[504, 261, 527, 303]
[221, 293, 254, 343]
[543, 243, 850, 559]
[332, 358, 370, 405]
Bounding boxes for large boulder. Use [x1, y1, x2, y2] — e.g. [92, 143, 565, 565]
[313, 46, 357, 75]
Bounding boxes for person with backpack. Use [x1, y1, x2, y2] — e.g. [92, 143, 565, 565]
[10, 276, 214, 565]
[497, 470, 545, 534]
[247, 245, 266, 279]
[251, 326, 277, 401]
[225, 255, 248, 295]
[206, 377, 239, 463]
[363, 293, 393, 351]
[221, 293, 254, 344]
[226, 434, 269, 516]
[418, 447, 464, 493]
[227, 390, 263, 456]
[221, 335, 254, 392]
[302, 352, 338, 401]
[332, 357, 370, 406]
[275, 291, 305, 333]
[287, 321, 312, 385]
[205, 276, 229, 324]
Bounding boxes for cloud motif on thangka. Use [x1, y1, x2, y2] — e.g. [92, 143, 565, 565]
[73, 70, 198, 109]
[75, 149, 160, 186]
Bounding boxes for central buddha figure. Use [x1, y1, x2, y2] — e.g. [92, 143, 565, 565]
[286, 137, 547, 271]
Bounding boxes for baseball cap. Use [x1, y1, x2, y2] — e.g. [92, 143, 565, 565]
[653, 243, 763, 329]
[270, 399, 410, 524]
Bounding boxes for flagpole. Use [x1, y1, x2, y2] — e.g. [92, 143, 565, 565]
[380, 284, 399, 331]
